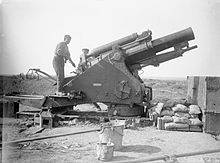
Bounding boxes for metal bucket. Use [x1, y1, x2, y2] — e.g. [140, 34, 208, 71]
[99, 120, 125, 151]
[96, 142, 114, 161]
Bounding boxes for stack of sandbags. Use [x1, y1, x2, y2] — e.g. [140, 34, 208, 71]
[165, 104, 202, 132]
[154, 102, 203, 132]
[164, 104, 189, 131]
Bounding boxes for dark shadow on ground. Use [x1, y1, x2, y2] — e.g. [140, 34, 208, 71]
[120, 145, 161, 154]
[109, 145, 161, 162]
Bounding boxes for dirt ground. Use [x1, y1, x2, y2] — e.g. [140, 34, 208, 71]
[1, 116, 220, 163]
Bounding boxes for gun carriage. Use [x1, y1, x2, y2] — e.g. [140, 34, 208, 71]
[4, 27, 197, 119]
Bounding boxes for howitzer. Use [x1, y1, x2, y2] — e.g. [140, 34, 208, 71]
[4, 27, 197, 118]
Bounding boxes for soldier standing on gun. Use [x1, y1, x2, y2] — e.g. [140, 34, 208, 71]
[77, 48, 89, 74]
[53, 35, 76, 94]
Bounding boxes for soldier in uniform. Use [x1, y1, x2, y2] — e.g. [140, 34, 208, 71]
[53, 35, 76, 94]
[77, 48, 89, 74]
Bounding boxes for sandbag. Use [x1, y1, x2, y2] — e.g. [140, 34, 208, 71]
[189, 105, 201, 114]
[176, 127, 189, 132]
[172, 104, 188, 112]
[189, 118, 203, 126]
[189, 125, 202, 132]
[165, 122, 189, 130]
[160, 109, 174, 116]
[161, 116, 173, 123]
[174, 112, 191, 118]
[173, 116, 190, 124]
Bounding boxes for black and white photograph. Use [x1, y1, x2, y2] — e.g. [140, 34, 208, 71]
[0, 0, 220, 162]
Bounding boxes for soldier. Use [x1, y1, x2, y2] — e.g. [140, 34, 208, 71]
[53, 35, 76, 94]
[77, 48, 89, 74]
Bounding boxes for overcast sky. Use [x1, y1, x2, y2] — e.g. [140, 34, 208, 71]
[1, 0, 220, 78]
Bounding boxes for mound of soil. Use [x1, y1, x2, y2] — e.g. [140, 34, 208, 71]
[0, 75, 56, 95]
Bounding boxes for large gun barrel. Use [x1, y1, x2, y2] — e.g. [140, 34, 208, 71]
[124, 27, 196, 65]
[152, 27, 194, 53]
[87, 28, 196, 67]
